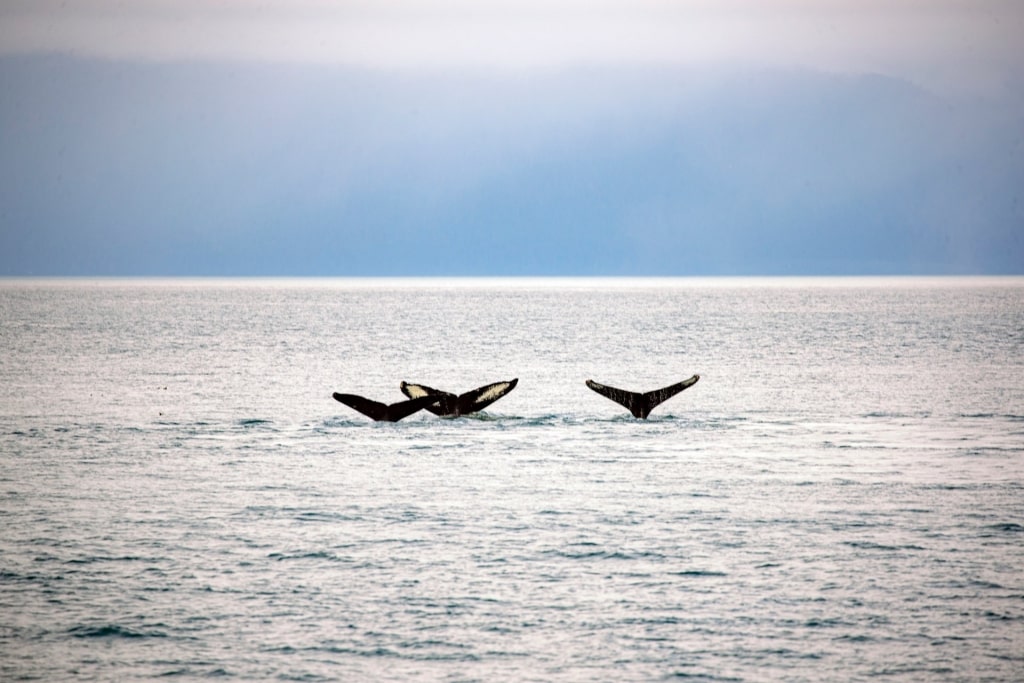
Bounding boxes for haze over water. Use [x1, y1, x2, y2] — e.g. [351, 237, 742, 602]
[1, 277, 1022, 681]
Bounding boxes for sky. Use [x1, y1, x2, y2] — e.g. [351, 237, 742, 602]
[1, 0, 1022, 275]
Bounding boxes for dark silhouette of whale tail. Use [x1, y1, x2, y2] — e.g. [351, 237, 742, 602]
[585, 375, 700, 419]
[332, 392, 438, 422]
[400, 378, 518, 417]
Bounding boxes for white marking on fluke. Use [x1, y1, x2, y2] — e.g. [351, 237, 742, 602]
[400, 378, 519, 417]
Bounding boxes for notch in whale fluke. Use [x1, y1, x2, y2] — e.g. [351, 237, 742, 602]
[400, 378, 518, 417]
[332, 392, 438, 422]
[585, 375, 700, 419]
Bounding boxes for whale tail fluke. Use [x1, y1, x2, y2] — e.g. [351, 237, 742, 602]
[332, 392, 437, 422]
[585, 375, 700, 419]
[457, 378, 518, 415]
[400, 378, 518, 417]
[399, 381, 458, 416]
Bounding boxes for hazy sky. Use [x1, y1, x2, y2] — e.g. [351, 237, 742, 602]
[1, 1, 1022, 275]
[3, 0, 1023, 93]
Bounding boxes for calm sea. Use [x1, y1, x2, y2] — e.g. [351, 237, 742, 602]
[1, 277, 1022, 681]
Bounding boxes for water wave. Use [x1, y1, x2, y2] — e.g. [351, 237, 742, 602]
[68, 623, 168, 639]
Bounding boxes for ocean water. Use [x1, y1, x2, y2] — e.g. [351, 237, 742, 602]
[1, 277, 1022, 682]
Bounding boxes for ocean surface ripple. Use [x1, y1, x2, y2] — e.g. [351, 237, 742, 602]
[1, 277, 1022, 681]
